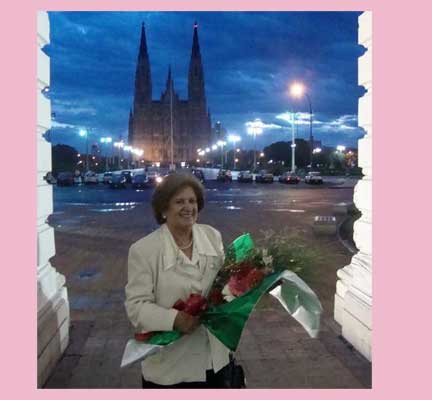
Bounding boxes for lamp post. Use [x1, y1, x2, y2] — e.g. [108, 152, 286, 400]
[124, 145, 132, 169]
[246, 119, 264, 172]
[290, 112, 297, 172]
[217, 140, 226, 168]
[114, 140, 124, 169]
[336, 145, 346, 171]
[79, 129, 89, 172]
[290, 82, 313, 168]
[228, 134, 241, 170]
[100, 137, 112, 171]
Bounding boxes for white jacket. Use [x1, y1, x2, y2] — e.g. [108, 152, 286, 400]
[125, 223, 230, 385]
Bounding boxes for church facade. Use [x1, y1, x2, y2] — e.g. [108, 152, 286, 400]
[128, 23, 212, 164]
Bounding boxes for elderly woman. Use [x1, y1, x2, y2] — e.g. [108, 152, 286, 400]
[125, 172, 230, 388]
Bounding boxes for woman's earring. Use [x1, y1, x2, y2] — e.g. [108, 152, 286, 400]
[162, 215, 166, 220]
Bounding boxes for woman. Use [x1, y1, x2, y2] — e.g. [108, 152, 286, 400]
[125, 172, 230, 388]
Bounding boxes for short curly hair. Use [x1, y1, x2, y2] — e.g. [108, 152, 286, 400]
[151, 172, 205, 225]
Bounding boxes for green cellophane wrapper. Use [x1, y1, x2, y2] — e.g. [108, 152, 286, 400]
[225, 232, 254, 263]
[121, 234, 323, 367]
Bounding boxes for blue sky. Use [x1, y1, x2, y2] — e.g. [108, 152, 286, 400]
[46, 11, 365, 153]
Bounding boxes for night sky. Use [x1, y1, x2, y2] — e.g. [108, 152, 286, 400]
[46, 11, 365, 154]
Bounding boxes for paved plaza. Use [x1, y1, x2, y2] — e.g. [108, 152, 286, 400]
[43, 180, 371, 388]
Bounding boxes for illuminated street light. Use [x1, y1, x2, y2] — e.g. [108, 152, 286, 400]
[114, 140, 124, 168]
[313, 147, 322, 154]
[100, 136, 112, 171]
[337, 145, 346, 152]
[217, 140, 227, 168]
[211, 144, 218, 151]
[289, 81, 313, 168]
[290, 82, 305, 98]
[78, 129, 89, 172]
[246, 119, 264, 172]
[228, 134, 241, 169]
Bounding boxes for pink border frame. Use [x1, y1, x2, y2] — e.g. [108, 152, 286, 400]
[4, 0, 429, 398]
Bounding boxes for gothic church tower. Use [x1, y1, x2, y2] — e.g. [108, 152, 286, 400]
[129, 22, 212, 164]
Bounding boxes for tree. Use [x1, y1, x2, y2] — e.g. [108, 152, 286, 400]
[52, 144, 79, 174]
[263, 139, 311, 169]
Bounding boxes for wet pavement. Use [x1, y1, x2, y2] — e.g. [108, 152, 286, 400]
[44, 179, 371, 388]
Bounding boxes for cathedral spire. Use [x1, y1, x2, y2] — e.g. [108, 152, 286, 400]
[134, 23, 152, 106]
[166, 65, 173, 91]
[191, 21, 201, 57]
[188, 21, 206, 108]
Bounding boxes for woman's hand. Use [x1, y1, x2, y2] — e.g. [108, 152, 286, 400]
[173, 310, 200, 334]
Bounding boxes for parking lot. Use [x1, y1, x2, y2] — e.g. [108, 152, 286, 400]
[45, 177, 371, 388]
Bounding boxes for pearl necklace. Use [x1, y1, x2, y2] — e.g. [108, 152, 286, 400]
[177, 239, 193, 250]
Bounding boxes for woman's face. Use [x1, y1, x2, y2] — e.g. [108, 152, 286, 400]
[164, 186, 198, 230]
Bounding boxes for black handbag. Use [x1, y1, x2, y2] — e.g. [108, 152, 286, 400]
[221, 354, 246, 388]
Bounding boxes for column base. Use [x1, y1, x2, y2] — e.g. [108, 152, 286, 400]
[37, 286, 70, 387]
[341, 290, 372, 361]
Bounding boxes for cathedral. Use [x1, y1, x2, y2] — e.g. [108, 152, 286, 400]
[128, 22, 212, 164]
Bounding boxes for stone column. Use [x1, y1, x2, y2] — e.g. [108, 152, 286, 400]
[37, 11, 70, 387]
[334, 11, 372, 361]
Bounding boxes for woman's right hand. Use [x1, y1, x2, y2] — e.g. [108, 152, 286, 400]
[173, 310, 200, 334]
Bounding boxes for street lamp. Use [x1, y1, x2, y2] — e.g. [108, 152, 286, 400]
[123, 145, 132, 169]
[246, 119, 264, 172]
[100, 137, 112, 171]
[79, 129, 89, 172]
[290, 82, 313, 168]
[132, 147, 144, 168]
[228, 134, 241, 170]
[114, 140, 124, 169]
[217, 140, 227, 168]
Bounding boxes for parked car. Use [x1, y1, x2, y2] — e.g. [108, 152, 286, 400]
[121, 170, 133, 183]
[217, 169, 232, 182]
[255, 170, 274, 183]
[279, 172, 301, 184]
[109, 173, 127, 189]
[191, 168, 205, 183]
[96, 173, 105, 184]
[305, 171, 323, 184]
[44, 172, 57, 184]
[146, 170, 161, 185]
[57, 172, 75, 186]
[84, 171, 98, 184]
[132, 173, 150, 189]
[103, 172, 113, 184]
[237, 171, 253, 183]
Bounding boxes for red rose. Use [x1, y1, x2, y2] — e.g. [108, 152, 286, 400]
[230, 261, 253, 279]
[173, 299, 186, 311]
[183, 293, 208, 316]
[208, 288, 224, 305]
[228, 275, 249, 296]
[246, 268, 265, 289]
[134, 332, 154, 342]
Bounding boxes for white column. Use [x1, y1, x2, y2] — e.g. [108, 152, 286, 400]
[334, 11, 372, 361]
[37, 11, 70, 387]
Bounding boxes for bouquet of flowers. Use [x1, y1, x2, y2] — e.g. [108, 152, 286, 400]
[121, 233, 323, 368]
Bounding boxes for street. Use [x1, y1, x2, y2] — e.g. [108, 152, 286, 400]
[45, 179, 371, 388]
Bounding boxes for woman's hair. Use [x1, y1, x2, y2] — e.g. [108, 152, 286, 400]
[151, 172, 205, 224]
